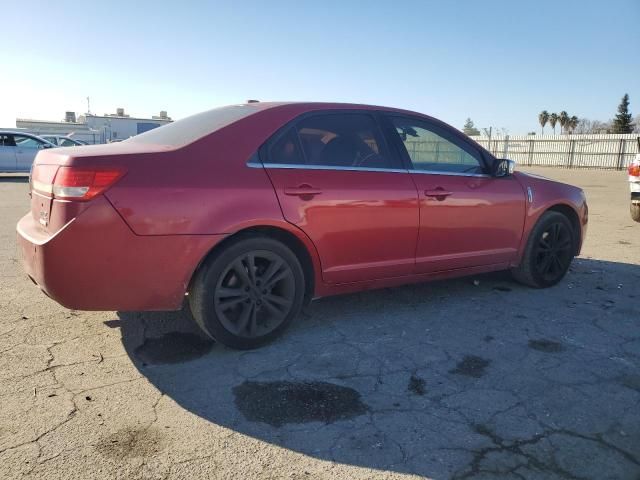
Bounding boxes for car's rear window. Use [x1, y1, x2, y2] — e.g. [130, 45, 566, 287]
[127, 105, 259, 146]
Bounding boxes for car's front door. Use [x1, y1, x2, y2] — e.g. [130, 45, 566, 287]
[384, 115, 526, 273]
[0, 135, 17, 172]
[261, 112, 419, 284]
[14, 135, 46, 172]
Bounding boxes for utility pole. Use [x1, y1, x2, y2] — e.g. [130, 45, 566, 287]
[86, 97, 91, 114]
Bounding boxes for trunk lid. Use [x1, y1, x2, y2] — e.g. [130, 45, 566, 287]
[29, 142, 173, 234]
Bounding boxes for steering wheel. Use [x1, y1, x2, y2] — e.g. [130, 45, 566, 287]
[353, 151, 378, 167]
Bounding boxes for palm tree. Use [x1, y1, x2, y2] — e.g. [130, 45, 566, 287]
[538, 110, 549, 135]
[549, 113, 558, 134]
[568, 116, 579, 134]
[559, 111, 569, 134]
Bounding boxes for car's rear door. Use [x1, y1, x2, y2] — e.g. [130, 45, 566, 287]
[382, 114, 526, 273]
[0, 134, 18, 171]
[260, 111, 419, 284]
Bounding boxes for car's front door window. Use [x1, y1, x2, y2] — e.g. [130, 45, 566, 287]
[390, 118, 484, 175]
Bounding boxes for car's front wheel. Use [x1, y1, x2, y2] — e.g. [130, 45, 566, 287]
[189, 236, 305, 349]
[511, 211, 576, 288]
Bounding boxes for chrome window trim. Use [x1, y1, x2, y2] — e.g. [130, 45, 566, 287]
[250, 162, 409, 174]
[248, 161, 494, 177]
[408, 169, 491, 178]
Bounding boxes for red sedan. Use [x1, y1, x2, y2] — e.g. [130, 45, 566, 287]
[17, 102, 588, 349]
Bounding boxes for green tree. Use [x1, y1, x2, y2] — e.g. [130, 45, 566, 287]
[559, 111, 569, 134]
[462, 118, 480, 136]
[549, 113, 558, 134]
[611, 94, 634, 133]
[538, 110, 549, 135]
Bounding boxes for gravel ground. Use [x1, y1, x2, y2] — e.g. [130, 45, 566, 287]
[1, 167, 639, 479]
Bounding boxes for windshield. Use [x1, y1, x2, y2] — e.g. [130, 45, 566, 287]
[127, 105, 259, 147]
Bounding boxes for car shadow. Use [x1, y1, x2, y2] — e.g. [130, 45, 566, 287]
[0, 175, 29, 183]
[116, 258, 640, 478]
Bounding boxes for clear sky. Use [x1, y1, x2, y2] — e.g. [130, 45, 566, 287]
[1, 0, 638, 134]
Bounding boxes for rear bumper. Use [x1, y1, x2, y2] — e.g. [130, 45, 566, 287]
[17, 197, 224, 311]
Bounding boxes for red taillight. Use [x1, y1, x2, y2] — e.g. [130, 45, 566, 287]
[31, 164, 126, 201]
[52, 167, 126, 200]
[629, 163, 640, 177]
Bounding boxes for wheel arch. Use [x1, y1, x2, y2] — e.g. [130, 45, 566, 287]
[188, 223, 320, 303]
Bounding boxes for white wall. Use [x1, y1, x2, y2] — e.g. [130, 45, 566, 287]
[85, 116, 172, 143]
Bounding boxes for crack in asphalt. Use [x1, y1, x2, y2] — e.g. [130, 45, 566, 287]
[449, 423, 634, 480]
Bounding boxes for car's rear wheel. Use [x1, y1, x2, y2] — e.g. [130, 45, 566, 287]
[631, 203, 640, 222]
[189, 236, 305, 349]
[511, 211, 575, 288]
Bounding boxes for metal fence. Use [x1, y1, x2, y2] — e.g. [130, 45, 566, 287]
[471, 134, 640, 170]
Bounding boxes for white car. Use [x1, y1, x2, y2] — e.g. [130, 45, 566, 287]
[0, 131, 56, 173]
[40, 135, 88, 147]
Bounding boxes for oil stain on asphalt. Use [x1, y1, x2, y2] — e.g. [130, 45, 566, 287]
[233, 381, 369, 427]
[450, 355, 491, 378]
[620, 374, 640, 392]
[96, 428, 163, 459]
[407, 375, 426, 395]
[528, 339, 565, 353]
[134, 332, 213, 365]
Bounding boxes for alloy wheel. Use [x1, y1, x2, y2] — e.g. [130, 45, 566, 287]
[533, 222, 573, 282]
[213, 250, 295, 338]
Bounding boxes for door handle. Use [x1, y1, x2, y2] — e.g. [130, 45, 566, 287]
[425, 188, 452, 200]
[283, 185, 322, 197]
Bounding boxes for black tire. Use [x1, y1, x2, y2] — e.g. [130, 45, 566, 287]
[511, 211, 575, 288]
[631, 203, 640, 223]
[189, 236, 305, 350]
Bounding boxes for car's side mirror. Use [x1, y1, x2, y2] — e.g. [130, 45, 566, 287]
[494, 159, 515, 177]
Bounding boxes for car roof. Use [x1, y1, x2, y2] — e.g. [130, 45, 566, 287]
[0, 130, 42, 137]
[234, 101, 444, 129]
[240, 101, 426, 116]
[0, 131, 56, 144]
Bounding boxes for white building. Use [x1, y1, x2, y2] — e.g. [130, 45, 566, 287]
[16, 108, 172, 144]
